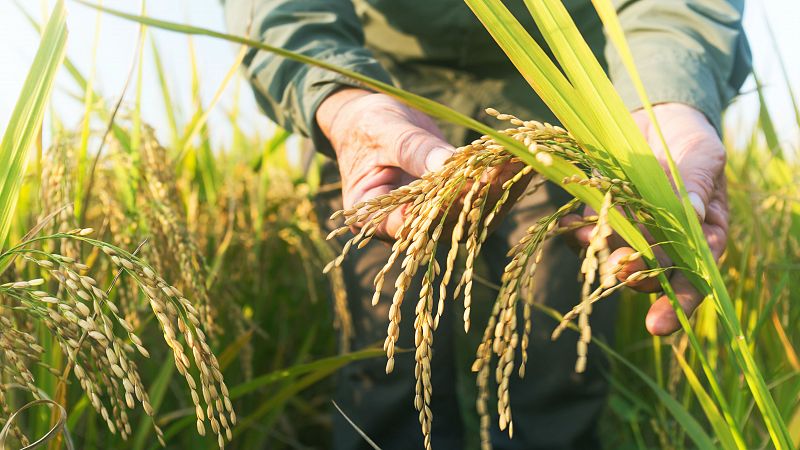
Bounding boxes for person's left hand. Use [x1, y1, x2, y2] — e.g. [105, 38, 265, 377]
[563, 103, 728, 335]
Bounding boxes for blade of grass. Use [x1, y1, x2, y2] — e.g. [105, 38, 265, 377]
[229, 347, 385, 400]
[79, 0, 147, 225]
[178, 35, 219, 204]
[234, 363, 342, 438]
[770, 312, 800, 372]
[176, 45, 247, 164]
[673, 347, 741, 449]
[0, 0, 67, 252]
[753, 71, 782, 159]
[217, 330, 253, 372]
[332, 401, 382, 450]
[73, 0, 103, 220]
[132, 358, 175, 450]
[130, 2, 147, 154]
[150, 36, 181, 148]
[749, 271, 790, 341]
[536, 302, 716, 448]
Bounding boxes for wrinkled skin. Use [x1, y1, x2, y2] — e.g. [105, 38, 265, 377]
[317, 88, 527, 239]
[318, 89, 727, 336]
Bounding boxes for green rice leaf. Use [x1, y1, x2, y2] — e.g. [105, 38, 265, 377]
[753, 72, 782, 159]
[229, 347, 384, 399]
[594, 1, 793, 446]
[673, 348, 744, 449]
[0, 0, 68, 253]
[536, 301, 717, 449]
[151, 36, 181, 147]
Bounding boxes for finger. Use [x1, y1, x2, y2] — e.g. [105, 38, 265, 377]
[562, 223, 627, 253]
[348, 183, 395, 238]
[343, 166, 406, 209]
[609, 247, 661, 292]
[559, 213, 591, 251]
[645, 272, 704, 336]
[378, 203, 411, 241]
[703, 175, 729, 261]
[705, 173, 728, 229]
[387, 125, 455, 178]
[559, 205, 602, 249]
[703, 221, 727, 261]
[558, 208, 627, 253]
[343, 166, 414, 240]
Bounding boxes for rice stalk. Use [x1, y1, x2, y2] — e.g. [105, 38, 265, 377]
[138, 127, 215, 338]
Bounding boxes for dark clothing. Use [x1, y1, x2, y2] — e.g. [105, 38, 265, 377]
[224, 0, 750, 155]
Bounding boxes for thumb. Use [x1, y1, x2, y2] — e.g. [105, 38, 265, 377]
[387, 125, 455, 178]
[676, 137, 725, 223]
[656, 105, 724, 223]
[640, 103, 725, 223]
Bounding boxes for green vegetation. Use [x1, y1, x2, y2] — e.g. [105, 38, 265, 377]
[1, 1, 797, 449]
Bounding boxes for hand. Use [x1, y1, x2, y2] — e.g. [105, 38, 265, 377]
[565, 103, 728, 335]
[316, 88, 455, 238]
[317, 88, 527, 240]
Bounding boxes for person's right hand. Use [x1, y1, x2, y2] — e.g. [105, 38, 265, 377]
[317, 88, 459, 239]
[318, 88, 533, 241]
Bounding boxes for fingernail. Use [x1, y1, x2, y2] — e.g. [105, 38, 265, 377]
[645, 313, 672, 336]
[425, 146, 454, 173]
[688, 192, 706, 222]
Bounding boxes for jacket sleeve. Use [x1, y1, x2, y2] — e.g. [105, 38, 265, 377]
[606, 0, 752, 132]
[223, 0, 394, 156]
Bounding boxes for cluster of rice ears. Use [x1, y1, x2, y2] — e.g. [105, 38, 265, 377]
[3, 123, 353, 448]
[4, 2, 358, 448]
[24, 0, 800, 449]
[326, 109, 666, 448]
[84, 0, 797, 447]
[0, 228, 235, 447]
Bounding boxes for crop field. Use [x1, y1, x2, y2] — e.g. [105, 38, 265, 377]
[0, 1, 798, 449]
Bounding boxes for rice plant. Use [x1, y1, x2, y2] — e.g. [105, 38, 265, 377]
[0, 4, 236, 448]
[87, 0, 795, 447]
[2, 0, 798, 449]
[2, 2, 361, 448]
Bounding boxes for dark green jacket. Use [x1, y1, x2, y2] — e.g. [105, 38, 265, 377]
[224, 0, 750, 155]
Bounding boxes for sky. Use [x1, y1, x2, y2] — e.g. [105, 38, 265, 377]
[0, 0, 798, 150]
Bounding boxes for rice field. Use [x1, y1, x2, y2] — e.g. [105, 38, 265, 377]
[0, 1, 798, 449]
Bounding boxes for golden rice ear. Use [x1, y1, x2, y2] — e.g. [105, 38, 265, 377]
[139, 131, 215, 338]
[324, 111, 654, 447]
[0, 229, 235, 447]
